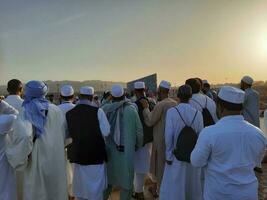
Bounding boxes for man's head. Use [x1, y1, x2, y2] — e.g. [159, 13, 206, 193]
[217, 86, 245, 118]
[79, 86, 94, 101]
[111, 84, 125, 102]
[60, 85, 74, 102]
[103, 90, 111, 100]
[24, 80, 48, 99]
[185, 78, 201, 94]
[240, 76, 253, 90]
[157, 80, 171, 101]
[7, 79, 23, 96]
[23, 80, 49, 137]
[177, 84, 192, 103]
[134, 81, 146, 98]
[195, 77, 203, 90]
[202, 80, 211, 94]
[94, 95, 99, 101]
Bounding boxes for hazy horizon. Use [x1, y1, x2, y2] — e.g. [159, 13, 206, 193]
[1, 0, 267, 85]
[1, 77, 267, 87]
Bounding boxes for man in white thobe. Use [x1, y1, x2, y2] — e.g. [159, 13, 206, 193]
[202, 80, 217, 101]
[58, 85, 75, 114]
[133, 81, 153, 199]
[186, 78, 218, 126]
[160, 84, 203, 200]
[6, 80, 68, 200]
[5, 79, 24, 200]
[0, 100, 18, 200]
[191, 86, 266, 200]
[58, 85, 76, 199]
[66, 86, 110, 200]
[5, 79, 24, 111]
[241, 76, 260, 127]
[139, 80, 177, 197]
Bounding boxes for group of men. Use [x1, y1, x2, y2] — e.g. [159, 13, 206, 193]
[0, 75, 266, 200]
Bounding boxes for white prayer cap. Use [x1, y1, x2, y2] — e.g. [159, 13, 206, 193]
[80, 86, 94, 96]
[159, 80, 171, 90]
[202, 80, 208, 84]
[218, 86, 245, 104]
[134, 81, 145, 89]
[60, 85, 74, 97]
[111, 84, 124, 97]
[0, 114, 17, 134]
[241, 76, 254, 85]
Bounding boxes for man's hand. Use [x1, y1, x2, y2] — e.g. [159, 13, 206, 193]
[140, 99, 149, 109]
[0, 96, 4, 102]
[166, 160, 173, 165]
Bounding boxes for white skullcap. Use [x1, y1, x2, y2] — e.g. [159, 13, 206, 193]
[60, 85, 74, 97]
[202, 80, 208, 84]
[111, 84, 124, 97]
[134, 81, 145, 89]
[80, 86, 94, 96]
[0, 114, 17, 134]
[241, 76, 254, 85]
[159, 80, 171, 90]
[218, 86, 245, 104]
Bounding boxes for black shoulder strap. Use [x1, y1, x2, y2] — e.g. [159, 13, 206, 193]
[205, 97, 208, 108]
[173, 107, 188, 126]
[191, 98, 203, 109]
[190, 110, 199, 126]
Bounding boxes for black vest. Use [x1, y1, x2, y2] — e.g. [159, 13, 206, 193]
[66, 104, 107, 165]
[135, 97, 154, 145]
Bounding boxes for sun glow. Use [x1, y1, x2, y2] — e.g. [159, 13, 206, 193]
[258, 33, 267, 58]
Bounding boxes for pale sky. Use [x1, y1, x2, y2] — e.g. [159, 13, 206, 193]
[0, 0, 267, 85]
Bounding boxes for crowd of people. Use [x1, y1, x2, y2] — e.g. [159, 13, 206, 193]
[0, 76, 266, 200]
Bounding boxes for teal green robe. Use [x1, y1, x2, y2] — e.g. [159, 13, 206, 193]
[102, 101, 143, 190]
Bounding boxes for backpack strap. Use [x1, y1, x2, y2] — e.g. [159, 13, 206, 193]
[174, 106, 198, 128]
[173, 107, 188, 126]
[190, 110, 199, 127]
[205, 97, 208, 108]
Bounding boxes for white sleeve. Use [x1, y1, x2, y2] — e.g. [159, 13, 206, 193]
[165, 109, 175, 161]
[6, 116, 33, 171]
[98, 108, 110, 137]
[0, 114, 17, 135]
[191, 129, 212, 167]
[0, 100, 19, 115]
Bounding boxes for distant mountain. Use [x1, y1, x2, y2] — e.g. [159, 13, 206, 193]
[0, 80, 126, 95]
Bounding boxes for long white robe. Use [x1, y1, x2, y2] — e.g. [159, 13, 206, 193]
[6, 104, 68, 200]
[58, 101, 75, 197]
[133, 102, 151, 174]
[5, 95, 24, 200]
[160, 103, 203, 200]
[134, 143, 151, 173]
[191, 115, 266, 200]
[189, 93, 218, 123]
[0, 109, 17, 200]
[70, 100, 110, 200]
[243, 88, 260, 127]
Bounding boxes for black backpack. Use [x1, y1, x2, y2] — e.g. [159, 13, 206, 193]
[192, 97, 215, 127]
[173, 107, 199, 163]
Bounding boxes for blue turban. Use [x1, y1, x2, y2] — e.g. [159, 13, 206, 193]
[22, 80, 49, 138]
